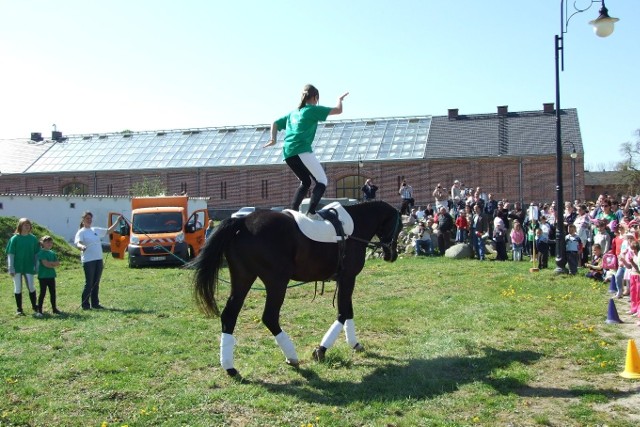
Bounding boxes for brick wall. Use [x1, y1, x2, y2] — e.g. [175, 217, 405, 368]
[0, 155, 586, 212]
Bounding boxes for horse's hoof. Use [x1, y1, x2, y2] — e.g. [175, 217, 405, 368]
[353, 343, 365, 352]
[226, 368, 240, 377]
[312, 346, 326, 362]
[286, 358, 300, 368]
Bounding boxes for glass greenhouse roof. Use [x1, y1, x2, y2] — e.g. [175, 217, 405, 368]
[25, 116, 432, 173]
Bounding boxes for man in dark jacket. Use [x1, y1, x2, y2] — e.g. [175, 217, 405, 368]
[471, 204, 489, 260]
[361, 178, 378, 201]
[436, 206, 454, 255]
[508, 201, 526, 226]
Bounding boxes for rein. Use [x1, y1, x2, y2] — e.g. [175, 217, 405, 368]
[347, 209, 400, 251]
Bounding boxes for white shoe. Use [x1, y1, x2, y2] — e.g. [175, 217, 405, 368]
[306, 212, 322, 221]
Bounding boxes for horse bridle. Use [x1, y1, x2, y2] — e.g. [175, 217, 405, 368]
[347, 210, 401, 251]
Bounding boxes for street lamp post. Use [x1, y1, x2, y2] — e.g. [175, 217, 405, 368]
[554, 0, 619, 274]
[565, 140, 578, 202]
[356, 155, 363, 200]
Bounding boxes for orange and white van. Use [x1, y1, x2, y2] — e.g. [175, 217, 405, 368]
[109, 196, 208, 267]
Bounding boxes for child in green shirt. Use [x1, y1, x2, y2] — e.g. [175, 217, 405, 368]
[6, 218, 40, 316]
[37, 236, 61, 315]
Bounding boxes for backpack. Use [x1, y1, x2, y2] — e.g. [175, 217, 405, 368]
[602, 252, 618, 270]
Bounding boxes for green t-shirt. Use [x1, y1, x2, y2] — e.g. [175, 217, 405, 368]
[5, 234, 40, 274]
[275, 105, 332, 159]
[37, 249, 58, 279]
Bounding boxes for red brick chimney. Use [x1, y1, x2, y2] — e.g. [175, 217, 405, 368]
[543, 102, 555, 114]
[448, 108, 459, 120]
[497, 105, 508, 116]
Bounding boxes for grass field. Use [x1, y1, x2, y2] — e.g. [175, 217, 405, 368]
[2, 218, 640, 426]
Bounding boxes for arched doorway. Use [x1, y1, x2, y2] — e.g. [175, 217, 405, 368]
[336, 175, 365, 200]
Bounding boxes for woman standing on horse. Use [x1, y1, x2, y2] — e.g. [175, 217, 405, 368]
[265, 84, 349, 220]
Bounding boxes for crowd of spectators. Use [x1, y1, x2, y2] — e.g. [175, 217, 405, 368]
[403, 180, 640, 265]
[401, 180, 640, 325]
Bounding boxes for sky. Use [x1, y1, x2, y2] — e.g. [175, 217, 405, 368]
[0, 0, 637, 170]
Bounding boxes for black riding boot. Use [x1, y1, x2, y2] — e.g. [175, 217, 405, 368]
[14, 293, 23, 314]
[291, 184, 310, 212]
[308, 183, 326, 214]
[29, 291, 38, 312]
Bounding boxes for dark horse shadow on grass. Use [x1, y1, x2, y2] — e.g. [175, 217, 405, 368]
[245, 347, 637, 404]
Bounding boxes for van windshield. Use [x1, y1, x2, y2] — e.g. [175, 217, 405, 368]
[132, 212, 182, 234]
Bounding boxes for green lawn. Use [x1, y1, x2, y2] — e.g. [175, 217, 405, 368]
[1, 225, 640, 426]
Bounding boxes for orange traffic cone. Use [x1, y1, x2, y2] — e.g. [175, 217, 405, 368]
[619, 339, 640, 379]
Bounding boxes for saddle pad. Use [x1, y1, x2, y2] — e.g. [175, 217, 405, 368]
[285, 202, 354, 243]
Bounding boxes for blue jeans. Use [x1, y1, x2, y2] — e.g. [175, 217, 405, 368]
[512, 243, 523, 261]
[415, 239, 434, 256]
[474, 234, 485, 260]
[615, 267, 626, 296]
[82, 259, 104, 308]
[456, 229, 467, 243]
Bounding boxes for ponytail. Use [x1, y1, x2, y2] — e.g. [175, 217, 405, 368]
[297, 84, 319, 110]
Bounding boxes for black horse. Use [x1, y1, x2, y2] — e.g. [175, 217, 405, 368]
[192, 201, 401, 377]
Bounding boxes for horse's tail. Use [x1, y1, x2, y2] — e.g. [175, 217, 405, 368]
[192, 218, 241, 318]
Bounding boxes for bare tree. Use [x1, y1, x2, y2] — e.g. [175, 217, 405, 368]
[617, 129, 640, 194]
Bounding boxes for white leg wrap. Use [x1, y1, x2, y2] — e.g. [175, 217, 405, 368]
[220, 333, 236, 370]
[274, 331, 298, 362]
[343, 319, 358, 348]
[320, 320, 343, 349]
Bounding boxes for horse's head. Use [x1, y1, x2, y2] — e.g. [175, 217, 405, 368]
[378, 206, 402, 262]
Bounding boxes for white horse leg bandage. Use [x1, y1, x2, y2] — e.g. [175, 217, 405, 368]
[343, 319, 358, 348]
[220, 333, 236, 370]
[275, 331, 298, 363]
[320, 320, 343, 349]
